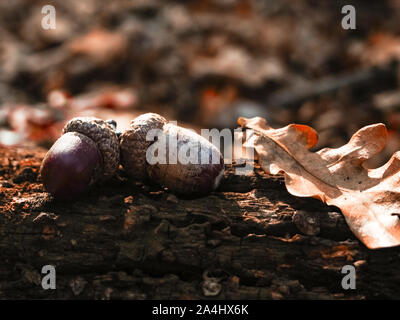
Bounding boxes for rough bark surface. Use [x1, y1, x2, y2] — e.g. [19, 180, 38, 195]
[0, 146, 399, 300]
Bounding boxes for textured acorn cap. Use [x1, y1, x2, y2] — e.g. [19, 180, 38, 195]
[120, 113, 167, 180]
[63, 117, 120, 180]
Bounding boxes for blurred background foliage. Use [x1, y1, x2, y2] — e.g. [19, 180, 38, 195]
[1, 0, 400, 166]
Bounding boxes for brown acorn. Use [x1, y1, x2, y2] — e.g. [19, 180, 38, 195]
[120, 113, 225, 195]
[40, 117, 120, 200]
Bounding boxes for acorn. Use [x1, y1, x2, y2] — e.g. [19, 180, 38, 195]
[40, 117, 120, 200]
[120, 113, 224, 195]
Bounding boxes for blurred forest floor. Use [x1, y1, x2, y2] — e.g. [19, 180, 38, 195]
[2, 0, 400, 168]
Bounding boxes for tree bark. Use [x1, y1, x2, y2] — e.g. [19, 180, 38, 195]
[0, 146, 399, 299]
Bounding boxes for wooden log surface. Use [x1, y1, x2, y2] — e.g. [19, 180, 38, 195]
[0, 146, 399, 299]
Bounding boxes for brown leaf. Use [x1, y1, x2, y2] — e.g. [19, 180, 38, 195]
[68, 29, 128, 65]
[362, 33, 400, 66]
[238, 117, 400, 249]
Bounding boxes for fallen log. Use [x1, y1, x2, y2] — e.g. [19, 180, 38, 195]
[0, 145, 399, 299]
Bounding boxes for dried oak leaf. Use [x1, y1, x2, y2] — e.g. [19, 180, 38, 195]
[238, 117, 400, 249]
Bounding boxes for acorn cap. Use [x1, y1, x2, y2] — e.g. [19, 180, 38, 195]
[63, 117, 120, 180]
[120, 113, 167, 180]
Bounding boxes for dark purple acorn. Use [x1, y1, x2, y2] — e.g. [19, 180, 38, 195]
[40, 117, 120, 200]
[40, 132, 102, 199]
